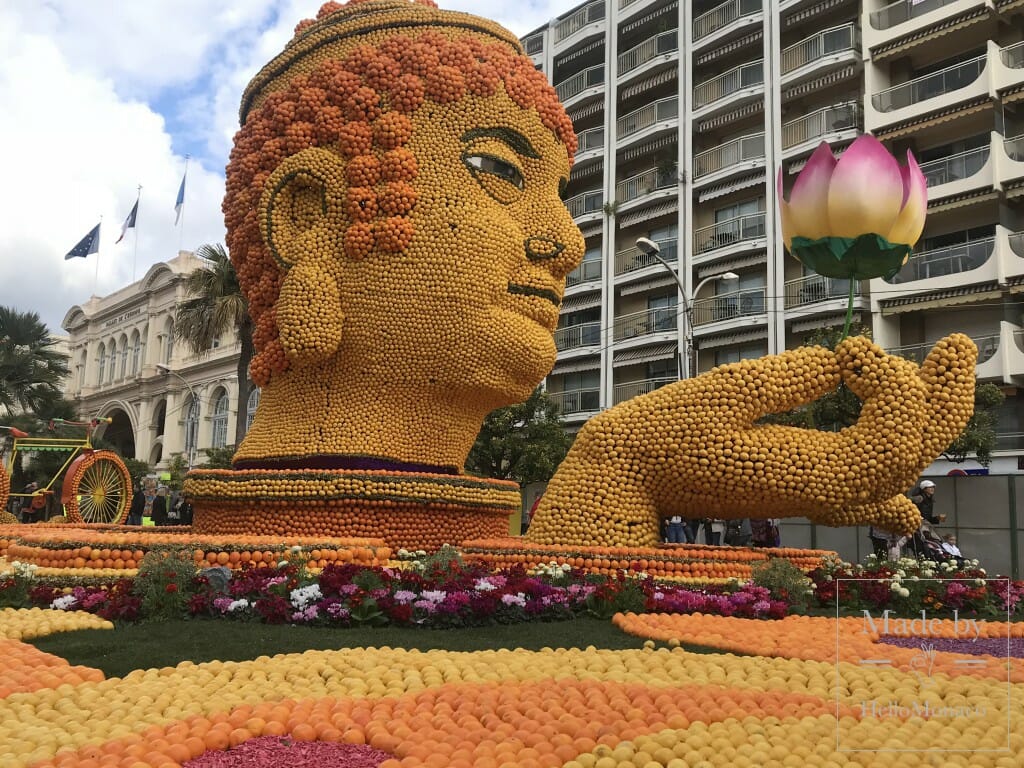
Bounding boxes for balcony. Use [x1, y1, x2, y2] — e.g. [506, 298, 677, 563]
[575, 126, 604, 163]
[692, 132, 765, 185]
[555, 321, 602, 352]
[691, 287, 766, 327]
[554, 0, 605, 46]
[693, 0, 762, 47]
[617, 96, 678, 145]
[615, 238, 677, 277]
[618, 29, 678, 81]
[997, 41, 1024, 95]
[784, 274, 866, 309]
[694, 213, 766, 257]
[869, 0, 960, 31]
[693, 60, 764, 117]
[888, 323, 1024, 384]
[524, 33, 544, 57]
[781, 102, 861, 157]
[615, 166, 679, 208]
[614, 307, 677, 341]
[864, 0, 989, 54]
[566, 189, 603, 222]
[614, 377, 676, 404]
[888, 332, 999, 367]
[780, 24, 860, 88]
[1001, 134, 1024, 188]
[566, 259, 602, 288]
[888, 236, 994, 283]
[555, 65, 605, 107]
[919, 144, 991, 198]
[550, 388, 601, 416]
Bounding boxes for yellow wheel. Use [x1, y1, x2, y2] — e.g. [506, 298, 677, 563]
[0, 466, 9, 516]
[62, 450, 132, 524]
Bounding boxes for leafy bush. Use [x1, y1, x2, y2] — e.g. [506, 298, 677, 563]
[132, 549, 197, 620]
[752, 558, 812, 610]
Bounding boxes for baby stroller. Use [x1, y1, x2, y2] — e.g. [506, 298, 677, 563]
[908, 524, 948, 563]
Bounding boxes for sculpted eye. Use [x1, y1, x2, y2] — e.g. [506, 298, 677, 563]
[463, 153, 525, 204]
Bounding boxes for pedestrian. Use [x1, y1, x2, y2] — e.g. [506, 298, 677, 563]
[666, 514, 686, 544]
[685, 518, 702, 544]
[705, 518, 726, 546]
[910, 479, 944, 525]
[751, 518, 780, 548]
[725, 518, 752, 547]
[127, 481, 146, 525]
[151, 485, 169, 526]
[868, 525, 890, 560]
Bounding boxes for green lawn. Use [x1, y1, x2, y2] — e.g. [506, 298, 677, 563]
[30, 617, 726, 679]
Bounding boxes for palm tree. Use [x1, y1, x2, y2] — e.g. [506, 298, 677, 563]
[174, 244, 254, 449]
[0, 307, 69, 417]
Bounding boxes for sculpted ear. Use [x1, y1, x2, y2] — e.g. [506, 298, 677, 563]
[260, 148, 346, 269]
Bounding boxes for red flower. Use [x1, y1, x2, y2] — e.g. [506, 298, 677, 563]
[165, 583, 179, 593]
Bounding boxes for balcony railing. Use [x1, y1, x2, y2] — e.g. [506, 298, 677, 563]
[871, 55, 985, 112]
[919, 146, 989, 187]
[554, 321, 601, 351]
[615, 238, 678, 275]
[555, 0, 605, 42]
[693, 0, 762, 42]
[616, 166, 679, 203]
[995, 432, 1024, 451]
[782, 24, 857, 75]
[614, 377, 677, 404]
[524, 34, 543, 56]
[614, 307, 677, 340]
[888, 236, 994, 283]
[577, 126, 605, 154]
[555, 65, 605, 102]
[618, 96, 679, 139]
[694, 60, 763, 109]
[695, 213, 766, 254]
[784, 274, 863, 309]
[566, 189, 603, 218]
[782, 102, 860, 149]
[693, 132, 765, 179]
[692, 288, 766, 326]
[1011, 230, 1024, 257]
[566, 259, 602, 287]
[1004, 41, 1024, 69]
[550, 388, 601, 415]
[1006, 135, 1024, 162]
[619, 29, 678, 75]
[888, 333, 999, 366]
[869, 0, 956, 31]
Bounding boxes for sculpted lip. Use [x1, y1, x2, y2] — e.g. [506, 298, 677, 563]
[507, 282, 560, 307]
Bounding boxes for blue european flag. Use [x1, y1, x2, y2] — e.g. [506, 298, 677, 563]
[65, 223, 101, 260]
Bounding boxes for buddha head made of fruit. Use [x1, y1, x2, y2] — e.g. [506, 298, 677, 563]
[225, 0, 583, 473]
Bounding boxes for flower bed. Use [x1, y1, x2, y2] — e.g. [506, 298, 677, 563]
[461, 536, 834, 583]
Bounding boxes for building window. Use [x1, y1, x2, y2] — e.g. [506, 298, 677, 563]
[131, 331, 142, 374]
[246, 387, 260, 432]
[646, 358, 677, 382]
[97, 343, 106, 385]
[78, 350, 87, 387]
[119, 334, 129, 379]
[164, 320, 175, 364]
[107, 340, 117, 382]
[648, 294, 678, 332]
[714, 342, 765, 367]
[211, 392, 229, 448]
[184, 398, 200, 460]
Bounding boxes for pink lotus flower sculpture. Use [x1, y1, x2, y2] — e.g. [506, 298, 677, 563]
[778, 134, 927, 336]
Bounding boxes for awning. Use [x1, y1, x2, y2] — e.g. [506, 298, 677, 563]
[1006, 182, 1024, 199]
[695, 100, 763, 132]
[555, 38, 604, 68]
[791, 312, 860, 334]
[618, 199, 679, 228]
[695, 30, 761, 66]
[561, 292, 602, 312]
[784, 0, 853, 27]
[1004, 88, 1024, 105]
[621, 68, 677, 101]
[696, 250, 766, 279]
[613, 342, 676, 366]
[927, 190, 999, 214]
[622, 134, 677, 162]
[871, 10, 989, 61]
[787, 142, 851, 175]
[781, 64, 859, 101]
[570, 160, 602, 180]
[568, 101, 603, 122]
[579, 222, 604, 238]
[697, 173, 765, 203]
[876, 100, 991, 141]
[997, 0, 1024, 8]
[621, 0, 677, 35]
[880, 285, 1002, 315]
[698, 328, 767, 349]
[620, 274, 677, 296]
[550, 357, 601, 376]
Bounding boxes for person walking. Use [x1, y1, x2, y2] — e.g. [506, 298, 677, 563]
[910, 479, 944, 525]
[151, 486, 169, 526]
[666, 514, 686, 544]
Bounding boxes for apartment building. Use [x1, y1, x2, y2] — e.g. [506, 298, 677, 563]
[62, 251, 255, 469]
[523, 0, 1024, 472]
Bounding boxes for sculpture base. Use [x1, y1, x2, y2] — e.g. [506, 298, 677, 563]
[184, 467, 520, 551]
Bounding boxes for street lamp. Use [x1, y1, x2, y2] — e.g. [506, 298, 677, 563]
[635, 237, 738, 380]
[156, 364, 198, 468]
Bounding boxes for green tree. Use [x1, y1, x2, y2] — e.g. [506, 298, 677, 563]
[173, 244, 254, 449]
[465, 387, 572, 485]
[941, 382, 1004, 466]
[0, 307, 69, 417]
[163, 453, 189, 492]
[201, 446, 236, 470]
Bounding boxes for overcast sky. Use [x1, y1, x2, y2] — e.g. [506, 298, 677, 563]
[0, 0, 579, 335]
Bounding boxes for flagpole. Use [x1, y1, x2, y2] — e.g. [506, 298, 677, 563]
[177, 155, 189, 255]
[132, 185, 142, 282]
[93, 216, 102, 296]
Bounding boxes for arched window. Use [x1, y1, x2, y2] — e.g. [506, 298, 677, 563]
[78, 349, 87, 387]
[118, 334, 129, 379]
[184, 397, 200, 463]
[246, 387, 260, 432]
[211, 391, 230, 448]
[164, 319, 175, 364]
[97, 343, 106, 385]
[107, 339, 117, 382]
[130, 330, 142, 374]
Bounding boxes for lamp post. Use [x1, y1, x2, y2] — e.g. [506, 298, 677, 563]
[635, 237, 738, 380]
[156, 364, 197, 468]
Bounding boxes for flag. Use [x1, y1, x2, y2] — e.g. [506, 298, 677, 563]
[174, 171, 186, 225]
[115, 198, 138, 244]
[65, 223, 101, 260]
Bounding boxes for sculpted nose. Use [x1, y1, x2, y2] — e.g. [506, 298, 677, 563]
[524, 236, 565, 262]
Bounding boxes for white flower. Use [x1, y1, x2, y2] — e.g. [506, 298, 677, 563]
[277, 560, 289, 568]
[290, 584, 322, 609]
[908, 575, 919, 582]
[50, 595, 77, 611]
[898, 588, 910, 598]
[975, 578, 986, 586]
[978, 568, 986, 576]
[474, 579, 497, 592]
[228, 599, 250, 612]
[890, 582, 901, 592]
[289, 545, 303, 555]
